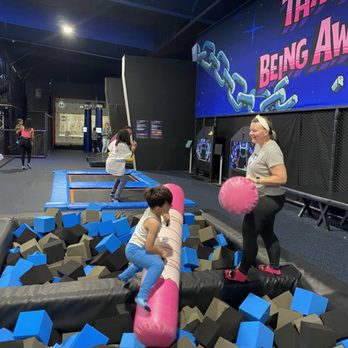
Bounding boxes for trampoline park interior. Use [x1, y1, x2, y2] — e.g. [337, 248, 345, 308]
[1, 1, 348, 347]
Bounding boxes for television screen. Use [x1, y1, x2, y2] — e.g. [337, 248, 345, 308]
[196, 138, 212, 162]
[194, 126, 215, 175]
[230, 141, 254, 173]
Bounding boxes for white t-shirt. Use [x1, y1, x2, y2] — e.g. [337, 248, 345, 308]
[246, 140, 285, 197]
[129, 208, 160, 248]
[105, 142, 131, 176]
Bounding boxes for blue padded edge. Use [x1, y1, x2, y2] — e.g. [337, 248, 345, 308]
[69, 181, 148, 189]
[45, 170, 69, 210]
[66, 170, 133, 175]
[130, 171, 161, 187]
[184, 198, 196, 207]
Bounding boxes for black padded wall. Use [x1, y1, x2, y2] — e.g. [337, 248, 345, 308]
[123, 56, 196, 171]
[104, 78, 126, 134]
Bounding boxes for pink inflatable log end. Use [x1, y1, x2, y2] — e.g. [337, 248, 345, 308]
[165, 183, 184, 215]
[218, 176, 259, 215]
[134, 278, 179, 347]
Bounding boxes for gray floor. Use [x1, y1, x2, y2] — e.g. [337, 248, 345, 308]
[0, 150, 347, 285]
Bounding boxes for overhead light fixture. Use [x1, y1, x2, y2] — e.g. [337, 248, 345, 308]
[60, 23, 75, 36]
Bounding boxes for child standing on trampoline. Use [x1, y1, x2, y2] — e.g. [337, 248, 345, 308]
[118, 185, 172, 311]
[106, 128, 135, 202]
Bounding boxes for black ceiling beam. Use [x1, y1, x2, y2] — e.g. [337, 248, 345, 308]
[107, 0, 214, 24]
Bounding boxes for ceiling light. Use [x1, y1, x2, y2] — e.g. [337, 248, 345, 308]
[61, 24, 75, 36]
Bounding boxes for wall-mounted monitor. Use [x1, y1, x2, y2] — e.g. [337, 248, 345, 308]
[195, 126, 215, 175]
[229, 140, 254, 175]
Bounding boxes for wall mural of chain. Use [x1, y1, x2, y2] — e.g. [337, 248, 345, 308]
[197, 41, 299, 113]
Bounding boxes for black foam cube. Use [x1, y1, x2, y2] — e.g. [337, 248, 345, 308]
[20, 265, 53, 285]
[194, 317, 221, 348]
[115, 303, 135, 332]
[16, 229, 39, 244]
[48, 329, 62, 346]
[104, 245, 128, 271]
[197, 244, 214, 260]
[274, 322, 299, 348]
[6, 252, 21, 266]
[57, 260, 84, 280]
[320, 309, 348, 340]
[212, 247, 235, 270]
[0, 341, 24, 347]
[62, 225, 86, 245]
[299, 322, 336, 348]
[89, 236, 104, 257]
[89, 250, 111, 266]
[183, 237, 201, 249]
[60, 275, 75, 282]
[46, 208, 63, 227]
[94, 316, 123, 344]
[183, 318, 201, 333]
[43, 239, 66, 264]
[216, 306, 244, 342]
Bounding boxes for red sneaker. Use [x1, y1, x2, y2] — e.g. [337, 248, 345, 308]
[224, 269, 247, 283]
[257, 264, 281, 276]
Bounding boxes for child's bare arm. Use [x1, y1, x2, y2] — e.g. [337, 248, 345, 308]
[144, 218, 167, 258]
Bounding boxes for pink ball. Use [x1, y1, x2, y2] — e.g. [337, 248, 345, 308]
[218, 176, 259, 215]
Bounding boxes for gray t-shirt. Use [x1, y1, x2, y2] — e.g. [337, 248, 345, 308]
[246, 140, 285, 197]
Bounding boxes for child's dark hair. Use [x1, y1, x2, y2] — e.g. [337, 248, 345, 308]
[116, 128, 131, 146]
[24, 118, 32, 130]
[144, 185, 173, 208]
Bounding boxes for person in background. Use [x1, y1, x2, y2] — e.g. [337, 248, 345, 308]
[106, 128, 136, 202]
[17, 118, 34, 170]
[101, 122, 112, 153]
[118, 185, 172, 311]
[15, 118, 23, 145]
[224, 115, 287, 282]
[91, 127, 99, 153]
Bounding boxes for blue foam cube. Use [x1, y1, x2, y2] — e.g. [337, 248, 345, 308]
[84, 265, 94, 276]
[52, 277, 61, 283]
[182, 224, 190, 242]
[101, 211, 115, 222]
[2, 265, 15, 277]
[131, 225, 136, 233]
[216, 233, 227, 247]
[98, 221, 115, 237]
[119, 232, 132, 243]
[34, 216, 55, 233]
[95, 234, 121, 253]
[62, 213, 80, 228]
[112, 217, 131, 237]
[0, 271, 22, 287]
[120, 333, 145, 348]
[87, 203, 102, 211]
[291, 287, 328, 315]
[237, 321, 274, 348]
[337, 339, 348, 348]
[181, 247, 199, 269]
[184, 213, 195, 225]
[14, 258, 34, 278]
[66, 324, 108, 348]
[84, 222, 100, 238]
[239, 293, 270, 323]
[234, 251, 243, 266]
[0, 327, 14, 342]
[27, 252, 47, 266]
[13, 310, 53, 345]
[9, 247, 20, 254]
[61, 333, 79, 347]
[13, 223, 36, 238]
[176, 328, 196, 345]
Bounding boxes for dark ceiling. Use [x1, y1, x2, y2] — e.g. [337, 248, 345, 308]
[0, 0, 251, 83]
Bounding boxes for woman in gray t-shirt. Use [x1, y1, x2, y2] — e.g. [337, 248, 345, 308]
[225, 115, 287, 282]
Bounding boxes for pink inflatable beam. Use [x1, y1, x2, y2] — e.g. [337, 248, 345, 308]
[134, 183, 184, 347]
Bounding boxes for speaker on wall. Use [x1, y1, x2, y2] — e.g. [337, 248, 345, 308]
[214, 143, 223, 156]
[185, 140, 193, 149]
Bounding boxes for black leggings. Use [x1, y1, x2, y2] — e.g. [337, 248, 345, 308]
[20, 138, 32, 166]
[239, 194, 285, 274]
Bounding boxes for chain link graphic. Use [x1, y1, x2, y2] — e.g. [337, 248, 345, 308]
[197, 41, 298, 113]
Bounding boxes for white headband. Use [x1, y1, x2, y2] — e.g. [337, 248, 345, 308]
[255, 115, 270, 131]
